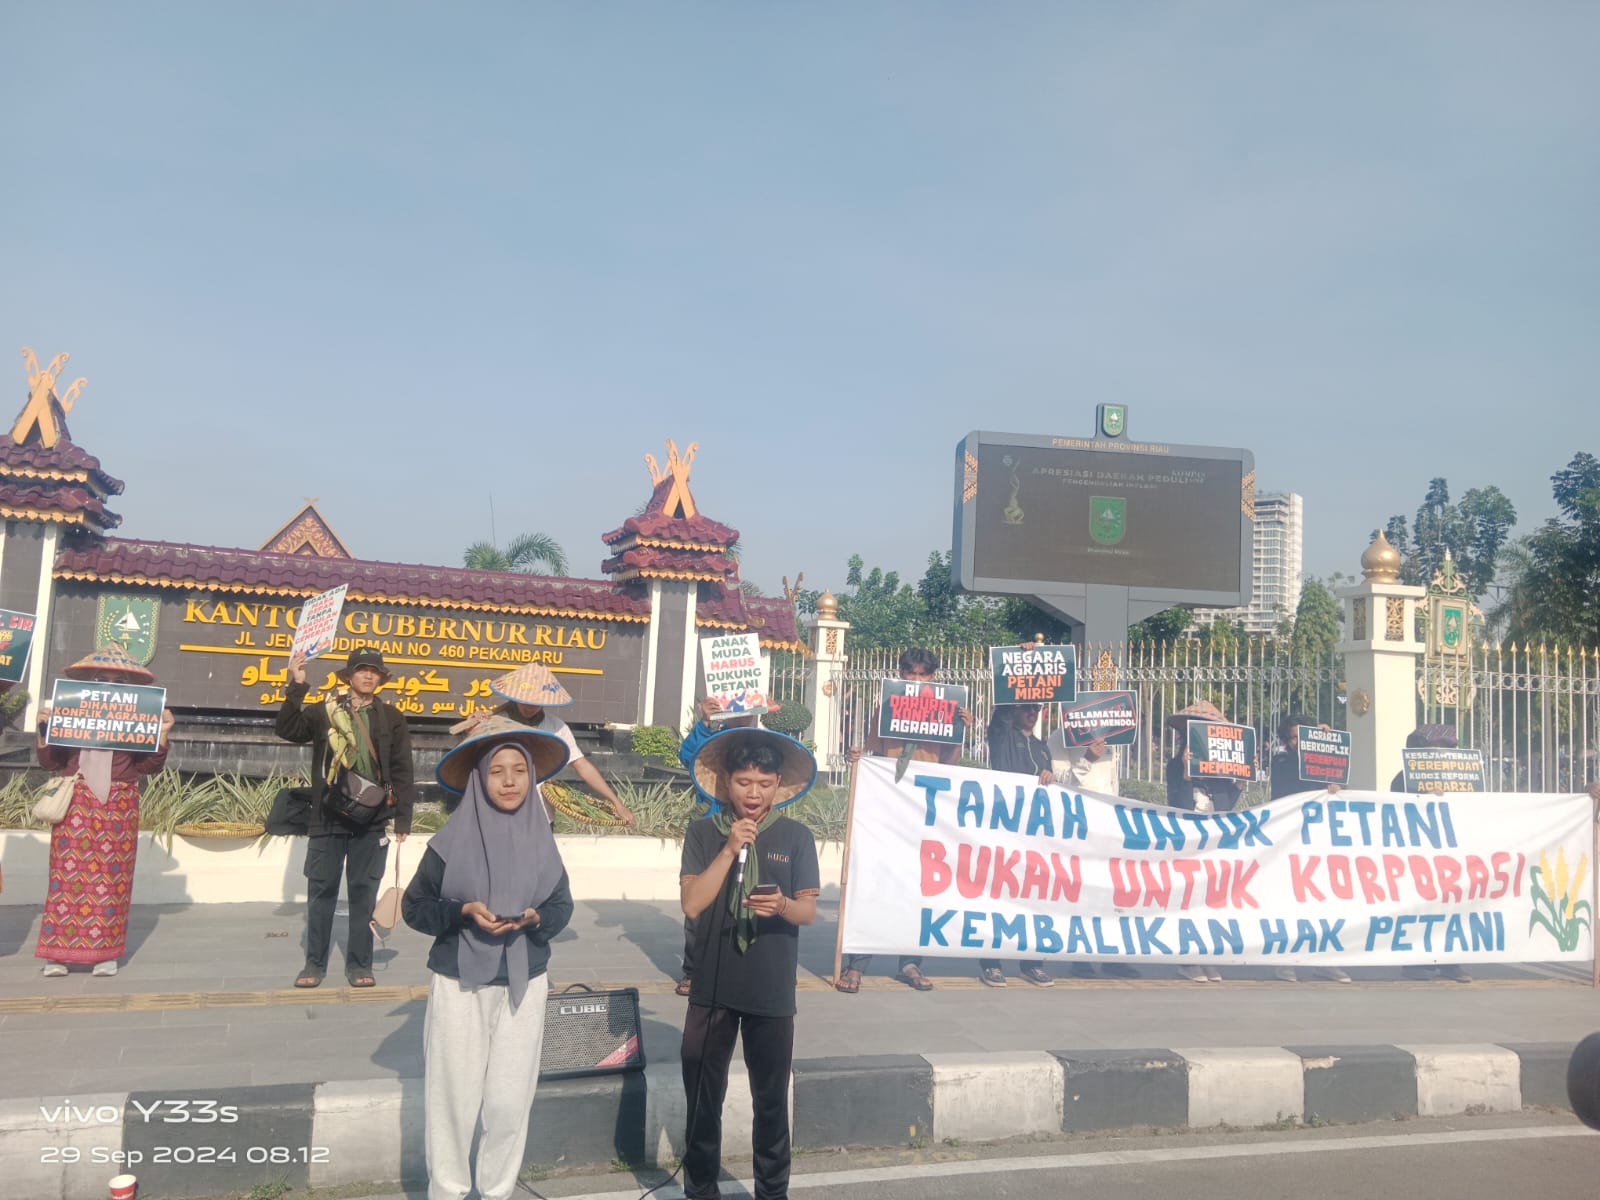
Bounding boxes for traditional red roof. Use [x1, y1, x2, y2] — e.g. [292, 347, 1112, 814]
[54, 538, 651, 621]
[259, 503, 352, 558]
[0, 438, 123, 534]
[601, 477, 740, 548]
[600, 545, 737, 581]
[696, 582, 805, 651]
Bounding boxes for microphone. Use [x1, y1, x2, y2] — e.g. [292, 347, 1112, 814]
[735, 844, 750, 889]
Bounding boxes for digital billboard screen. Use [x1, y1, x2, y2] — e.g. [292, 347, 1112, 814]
[954, 430, 1253, 604]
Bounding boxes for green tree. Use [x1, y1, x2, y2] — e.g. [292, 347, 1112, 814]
[1490, 452, 1600, 647]
[462, 532, 569, 576]
[1129, 607, 1193, 645]
[1383, 478, 1516, 597]
[1291, 579, 1342, 663]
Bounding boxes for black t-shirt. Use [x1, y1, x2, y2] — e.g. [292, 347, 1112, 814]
[1270, 750, 1303, 800]
[680, 815, 821, 1018]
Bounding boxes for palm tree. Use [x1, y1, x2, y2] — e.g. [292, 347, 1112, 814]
[462, 532, 569, 576]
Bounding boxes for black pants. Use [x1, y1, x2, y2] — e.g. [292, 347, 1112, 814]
[303, 827, 388, 974]
[681, 1003, 794, 1200]
[682, 913, 701, 976]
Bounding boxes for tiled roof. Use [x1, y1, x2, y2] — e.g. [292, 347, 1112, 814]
[0, 438, 125, 494]
[696, 583, 804, 649]
[600, 546, 737, 580]
[601, 478, 740, 547]
[54, 539, 652, 620]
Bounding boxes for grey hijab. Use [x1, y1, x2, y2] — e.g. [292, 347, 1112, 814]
[430, 740, 566, 1008]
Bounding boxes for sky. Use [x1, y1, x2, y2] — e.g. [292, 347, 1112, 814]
[4, 4, 1595, 602]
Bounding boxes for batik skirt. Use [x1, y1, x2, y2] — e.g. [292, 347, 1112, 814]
[36, 777, 141, 963]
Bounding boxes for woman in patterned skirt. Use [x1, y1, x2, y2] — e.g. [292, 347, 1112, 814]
[35, 644, 174, 978]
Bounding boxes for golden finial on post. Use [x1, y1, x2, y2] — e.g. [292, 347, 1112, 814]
[1361, 530, 1402, 583]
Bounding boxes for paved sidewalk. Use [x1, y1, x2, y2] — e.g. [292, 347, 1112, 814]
[1, 900, 1595, 1099]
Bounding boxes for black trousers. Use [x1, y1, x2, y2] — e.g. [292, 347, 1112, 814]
[303, 827, 389, 974]
[681, 1003, 794, 1200]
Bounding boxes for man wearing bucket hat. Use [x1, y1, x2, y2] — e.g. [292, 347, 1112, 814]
[404, 715, 573, 1200]
[277, 647, 418, 989]
[679, 727, 820, 1200]
[464, 663, 634, 826]
[1165, 700, 1246, 981]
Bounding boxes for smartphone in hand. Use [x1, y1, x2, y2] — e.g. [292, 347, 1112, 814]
[749, 884, 780, 897]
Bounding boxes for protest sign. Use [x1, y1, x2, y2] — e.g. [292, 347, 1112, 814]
[289, 585, 349, 662]
[1184, 719, 1257, 782]
[1402, 748, 1486, 793]
[45, 678, 167, 753]
[1055, 691, 1139, 748]
[0, 609, 36, 686]
[837, 755, 1593, 967]
[877, 679, 967, 746]
[990, 644, 1076, 705]
[701, 632, 770, 719]
[1297, 725, 1351, 786]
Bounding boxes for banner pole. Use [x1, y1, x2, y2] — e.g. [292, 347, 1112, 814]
[1591, 793, 1598, 990]
[832, 758, 863, 988]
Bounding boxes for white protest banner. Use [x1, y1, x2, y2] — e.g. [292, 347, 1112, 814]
[838, 756, 1594, 966]
[289, 584, 349, 662]
[700, 631, 769, 719]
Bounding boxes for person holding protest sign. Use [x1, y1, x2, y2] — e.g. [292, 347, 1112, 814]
[839, 647, 970, 993]
[1267, 716, 1353, 984]
[1392, 724, 1473, 983]
[1044, 728, 1142, 980]
[1165, 701, 1244, 982]
[277, 648, 417, 989]
[975, 703, 1056, 987]
[468, 663, 635, 827]
[403, 717, 573, 1200]
[672, 694, 782, 996]
[680, 728, 820, 1200]
[34, 644, 175, 978]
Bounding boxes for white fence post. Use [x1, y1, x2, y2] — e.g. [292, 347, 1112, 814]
[804, 591, 850, 771]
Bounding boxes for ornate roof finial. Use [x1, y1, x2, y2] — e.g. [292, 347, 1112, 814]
[643, 438, 699, 519]
[816, 589, 838, 619]
[1361, 530, 1402, 583]
[11, 347, 87, 449]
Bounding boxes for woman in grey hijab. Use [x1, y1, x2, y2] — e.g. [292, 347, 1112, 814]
[403, 717, 573, 1200]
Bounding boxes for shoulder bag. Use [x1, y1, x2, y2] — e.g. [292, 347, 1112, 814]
[31, 774, 78, 825]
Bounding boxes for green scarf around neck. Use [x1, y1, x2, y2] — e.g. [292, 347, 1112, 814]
[712, 805, 782, 952]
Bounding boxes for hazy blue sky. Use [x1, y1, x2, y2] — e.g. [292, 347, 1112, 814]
[5, 4, 1595, 600]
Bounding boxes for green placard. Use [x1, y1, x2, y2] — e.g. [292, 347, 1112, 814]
[1401, 747, 1485, 793]
[877, 679, 968, 746]
[1184, 718, 1257, 782]
[0, 609, 36, 686]
[45, 678, 168, 753]
[990, 644, 1076, 705]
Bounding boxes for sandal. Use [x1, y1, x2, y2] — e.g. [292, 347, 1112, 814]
[894, 965, 934, 992]
[835, 968, 862, 994]
[293, 969, 324, 989]
[675, 976, 693, 997]
[347, 974, 376, 988]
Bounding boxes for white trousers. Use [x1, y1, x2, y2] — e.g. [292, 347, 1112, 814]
[423, 971, 550, 1200]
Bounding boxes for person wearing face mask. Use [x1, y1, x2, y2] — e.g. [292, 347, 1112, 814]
[679, 727, 820, 1200]
[403, 715, 574, 1200]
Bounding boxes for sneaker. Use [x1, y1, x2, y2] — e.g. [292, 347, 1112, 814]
[92, 960, 118, 977]
[1068, 962, 1097, 979]
[978, 966, 1007, 988]
[1019, 965, 1053, 987]
[1100, 962, 1142, 979]
[1321, 967, 1353, 984]
[41, 962, 68, 978]
[1204, 967, 1223, 982]
[1178, 965, 1207, 982]
[1437, 965, 1473, 983]
[1274, 966, 1299, 982]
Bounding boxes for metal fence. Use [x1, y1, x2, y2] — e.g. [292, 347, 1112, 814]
[1419, 644, 1600, 792]
[767, 648, 812, 707]
[827, 640, 1345, 786]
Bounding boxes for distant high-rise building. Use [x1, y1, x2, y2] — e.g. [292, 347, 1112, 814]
[1194, 491, 1303, 635]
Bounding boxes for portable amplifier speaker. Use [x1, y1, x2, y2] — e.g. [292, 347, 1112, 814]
[539, 983, 647, 1080]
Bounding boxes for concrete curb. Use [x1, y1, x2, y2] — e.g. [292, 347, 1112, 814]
[4, 1043, 1577, 1199]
